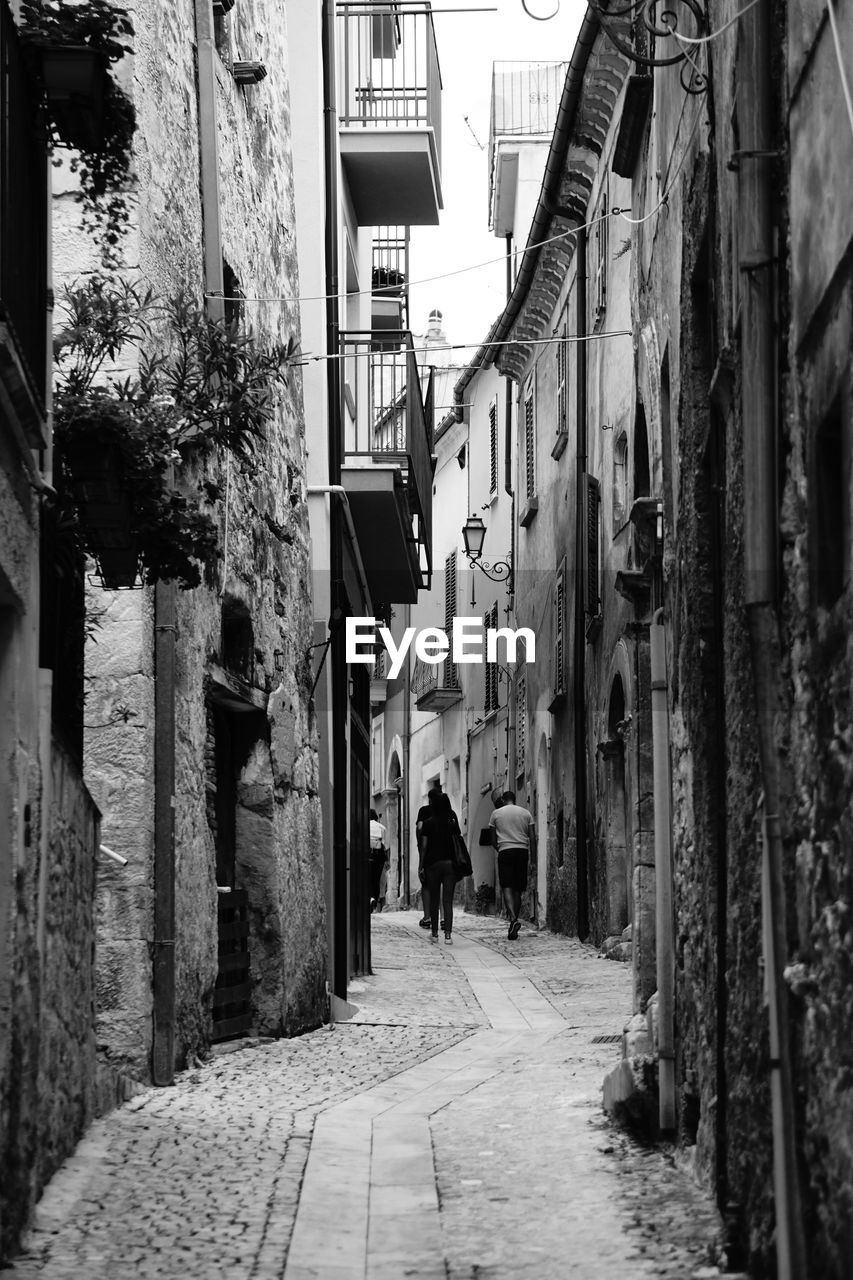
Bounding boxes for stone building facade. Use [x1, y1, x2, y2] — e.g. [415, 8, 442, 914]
[50, 0, 326, 1084]
[440, 3, 853, 1274]
[0, 0, 102, 1259]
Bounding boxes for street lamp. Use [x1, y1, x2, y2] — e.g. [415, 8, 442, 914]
[462, 514, 513, 592]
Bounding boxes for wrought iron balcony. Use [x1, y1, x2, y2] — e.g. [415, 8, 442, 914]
[341, 329, 434, 604]
[372, 226, 409, 332]
[337, 2, 443, 225]
[412, 654, 462, 711]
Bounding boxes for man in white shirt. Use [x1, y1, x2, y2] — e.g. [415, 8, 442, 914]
[369, 809, 387, 911]
[489, 790, 534, 940]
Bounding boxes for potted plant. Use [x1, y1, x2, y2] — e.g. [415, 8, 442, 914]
[53, 277, 299, 590]
[20, 0, 135, 259]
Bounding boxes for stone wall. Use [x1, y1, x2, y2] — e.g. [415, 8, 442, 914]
[0, 736, 100, 1263]
[50, 0, 325, 1082]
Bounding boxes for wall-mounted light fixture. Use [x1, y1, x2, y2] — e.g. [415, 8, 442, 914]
[462, 514, 513, 593]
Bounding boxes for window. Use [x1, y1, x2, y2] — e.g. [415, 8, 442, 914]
[484, 602, 499, 713]
[813, 398, 849, 609]
[593, 189, 608, 322]
[524, 381, 535, 499]
[223, 258, 244, 328]
[489, 397, 498, 497]
[515, 669, 526, 778]
[584, 474, 601, 617]
[554, 561, 567, 696]
[634, 402, 650, 498]
[613, 431, 628, 529]
[444, 551, 458, 687]
[222, 597, 254, 678]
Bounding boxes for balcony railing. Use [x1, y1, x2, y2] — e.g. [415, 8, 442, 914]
[338, 2, 442, 167]
[341, 329, 434, 587]
[412, 654, 462, 711]
[488, 61, 566, 221]
[0, 1, 48, 427]
[372, 226, 409, 329]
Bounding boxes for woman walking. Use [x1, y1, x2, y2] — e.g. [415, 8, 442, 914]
[419, 792, 458, 944]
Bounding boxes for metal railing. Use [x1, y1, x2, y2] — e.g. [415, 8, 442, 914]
[372, 226, 410, 326]
[411, 654, 460, 700]
[1, 2, 47, 404]
[341, 329, 433, 587]
[338, 2, 442, 167]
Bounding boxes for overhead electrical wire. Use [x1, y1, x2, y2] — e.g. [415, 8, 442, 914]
[295, 329, 632, 364]
[206, 213, 611, 308]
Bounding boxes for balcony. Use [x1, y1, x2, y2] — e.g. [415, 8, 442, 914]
[338, 2, 442, 225]
[372, 226, 409, 334]
[488, 61, 566, 237]
[0, 1, 48, 446]
[412, 655, 462, 711]
[341, 330, 434, 605]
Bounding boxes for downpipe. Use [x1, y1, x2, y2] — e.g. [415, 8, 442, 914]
[650, 610, 676, 1133]
[739, 0, 807, 1270]
[573, 224, 588, 938]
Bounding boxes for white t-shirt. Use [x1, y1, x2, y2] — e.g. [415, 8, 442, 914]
[489, 804, 533, 852]
[370, 819, 387, 850]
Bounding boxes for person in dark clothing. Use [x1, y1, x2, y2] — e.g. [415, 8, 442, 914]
[416, 786, 445, 930]
[420, 791, 459, 945]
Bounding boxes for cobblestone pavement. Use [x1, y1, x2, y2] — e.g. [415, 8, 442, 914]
[9, 910, 746, 1279]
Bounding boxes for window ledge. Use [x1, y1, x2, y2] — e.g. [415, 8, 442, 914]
[547, 688, 567, 713]
[519, 496, 538, 528]
[551, 430, 569, 461]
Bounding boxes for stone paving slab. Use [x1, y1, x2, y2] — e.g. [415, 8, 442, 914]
[8, 909, 745, 1280]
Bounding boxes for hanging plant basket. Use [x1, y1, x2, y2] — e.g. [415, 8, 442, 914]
[93, 546, 140, 590]
[34, 44, 106, 150]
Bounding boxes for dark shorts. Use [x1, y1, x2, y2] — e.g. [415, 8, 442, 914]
[498, 847, 528, 892]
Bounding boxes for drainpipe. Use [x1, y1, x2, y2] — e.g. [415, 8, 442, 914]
[573, 224, 589, 939]
[322, 0, 348, 998]
[650, 608, 676, 1132]
[504, 234, 513, 497]
[739, 0, 806, 1272]
[152, 0, 226, 1087]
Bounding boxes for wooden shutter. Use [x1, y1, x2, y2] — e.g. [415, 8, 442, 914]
[489, 398, 498, 496]
[557, 333, 567, 434]
[584, 474, 601, 616]
[554, 564, 566, 693]
[525, 385, 535, 499]
[484, 602, 499, 712]
[515, 669, 526, 774]
[444, 552, 457, 686]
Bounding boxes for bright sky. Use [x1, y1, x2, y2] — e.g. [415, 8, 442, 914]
[407, 0, 586, 349]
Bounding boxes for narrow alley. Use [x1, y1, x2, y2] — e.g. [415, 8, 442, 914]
[10, 915, 738, 1280]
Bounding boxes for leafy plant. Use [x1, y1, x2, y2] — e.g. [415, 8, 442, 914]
[53, 277, 299, 589]
[20, 0, 136, 263]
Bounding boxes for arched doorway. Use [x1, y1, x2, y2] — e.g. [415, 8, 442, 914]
[601, 675, 630, 935]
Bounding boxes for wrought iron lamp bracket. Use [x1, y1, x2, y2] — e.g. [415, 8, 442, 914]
[589, 0, 710, 95]
[464, 552, 514, 590]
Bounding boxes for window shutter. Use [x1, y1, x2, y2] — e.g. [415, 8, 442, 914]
[554, 564, 565, 693]
[515, 669, 526, 775]
[584, 474, 601, 615]
[595, 192, 608, 318]
[525, 386, 535, 499]
[484, 602, 499, 712]
[444, 552, 457, 686]
[489, 398, 498, 496]
[557, 333, 567, 434]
